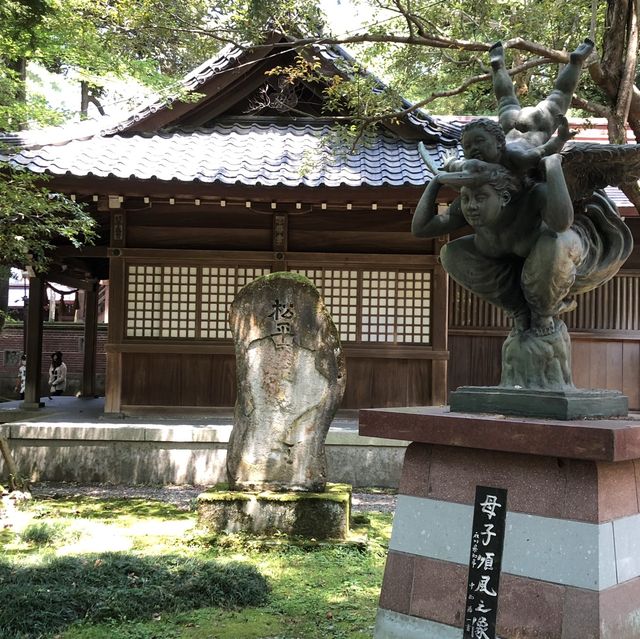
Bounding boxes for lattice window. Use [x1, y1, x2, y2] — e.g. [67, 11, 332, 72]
[161, 266, 197, 338]
[127, 265, 162, 337]
[201, 266, 271, 339]
[361, 270, 432, 343]
[395, 271, 432, 343]
[127, 265, 197, 338]
[293, 267, 431, 345]
[126, 262, 433, 343]
[361, 271, 396, 342]
[293, 268, 358, 342]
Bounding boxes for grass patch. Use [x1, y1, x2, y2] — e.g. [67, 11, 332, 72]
[20, 521, 69, 546]
[0, 554, 268, 638]
[0, 493, 392, 639]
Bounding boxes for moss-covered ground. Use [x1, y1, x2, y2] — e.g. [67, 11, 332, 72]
[0, 494, 392, 638]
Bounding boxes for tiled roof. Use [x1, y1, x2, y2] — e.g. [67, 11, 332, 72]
[103, 39, 461, 144]
[7, 122, 452, 187]
[102, 43, 248, 135]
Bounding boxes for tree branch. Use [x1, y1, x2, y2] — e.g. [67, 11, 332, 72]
[342, 56, 552, 126]
[614, 2, 639, 123]
[571, 95, 610, 117]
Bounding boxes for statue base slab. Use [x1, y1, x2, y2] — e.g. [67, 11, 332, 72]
[360, 407, 640, 639]
[449, 385, 628, 420]
[197, 482, 351, 540]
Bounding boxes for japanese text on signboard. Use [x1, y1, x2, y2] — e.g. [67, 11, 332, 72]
[463, 485, 508, 639]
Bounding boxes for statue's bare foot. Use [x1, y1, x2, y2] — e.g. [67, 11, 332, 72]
[489, 41, 505, 70]
[530, 314, 556, 336]
[570, 38, 594, 64]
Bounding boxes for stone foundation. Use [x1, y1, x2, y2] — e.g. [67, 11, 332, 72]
[360, 407, 640, 639]
[197, 482, 351, 539]
[449, 386, 628, 420]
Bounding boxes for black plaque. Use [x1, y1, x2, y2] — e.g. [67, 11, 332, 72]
[463, 485, 508, 639]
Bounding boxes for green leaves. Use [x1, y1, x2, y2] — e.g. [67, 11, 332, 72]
[0, 165, 96, 271]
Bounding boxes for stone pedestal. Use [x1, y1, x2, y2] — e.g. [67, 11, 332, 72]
[449, 386, 628, 420]
[360, 407, 640, 639]
[197, 483, 351, 540]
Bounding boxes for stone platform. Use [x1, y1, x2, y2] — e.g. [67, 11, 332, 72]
[197, 483, 351, 539]
[450, 386, 628, 420]
[360, 406, 640, 639]
[0, 398, 408, 488]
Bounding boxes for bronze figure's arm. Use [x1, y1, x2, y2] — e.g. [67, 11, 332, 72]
[412, 175, 466, 238]
[539, 153, 573, 232]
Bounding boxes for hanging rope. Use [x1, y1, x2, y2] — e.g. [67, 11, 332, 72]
[46, 282, 79, 296]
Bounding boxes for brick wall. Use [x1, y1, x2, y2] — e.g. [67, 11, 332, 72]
[0, 323, 107, 399]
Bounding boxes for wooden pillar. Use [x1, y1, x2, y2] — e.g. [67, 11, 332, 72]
[272, 212, 288, 272]
[431, 235, 449, 406]
[22, 275, 44, 409]
[81, 283, 98, 397]
[105, 202, 126, 413]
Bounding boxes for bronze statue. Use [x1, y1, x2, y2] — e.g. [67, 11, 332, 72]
[414, 39, 639, 402]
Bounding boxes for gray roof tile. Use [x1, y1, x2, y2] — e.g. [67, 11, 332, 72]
[7, 122, 451, 188]
[104, 39, 461, 144]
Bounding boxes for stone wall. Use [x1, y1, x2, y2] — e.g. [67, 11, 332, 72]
[0, 324, 107, 398]
[0, 421, 407, 488]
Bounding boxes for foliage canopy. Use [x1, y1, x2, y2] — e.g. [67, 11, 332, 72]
[1, 0, 639, 270]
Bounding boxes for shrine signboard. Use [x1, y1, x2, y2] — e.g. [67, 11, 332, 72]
[463, 485, 508, 639]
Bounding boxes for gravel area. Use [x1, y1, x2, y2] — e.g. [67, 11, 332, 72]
[30, 482, 397, 514]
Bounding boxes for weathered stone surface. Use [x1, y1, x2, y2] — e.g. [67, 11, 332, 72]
[449, 386, 629, 420]
[501, 319, 573, 390]
[197, 483, 351, 539]
[227, 272, 346, 492]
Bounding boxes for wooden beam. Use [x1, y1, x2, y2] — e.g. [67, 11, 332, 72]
[42, 174, 458, 205]
[53, 246, 109, 258]
[111, 247, 438, 267]
[81, 284, 98, 397]
[104, 352, 122, 413]
[430, 237, 450, 405]
[46, 271, 98, 291]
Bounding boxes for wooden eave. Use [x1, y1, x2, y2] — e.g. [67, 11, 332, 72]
[40, 173, 458, 206]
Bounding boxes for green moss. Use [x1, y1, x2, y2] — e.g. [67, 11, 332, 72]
[197, 492, 251, 503]
[197, 483, 351, 504]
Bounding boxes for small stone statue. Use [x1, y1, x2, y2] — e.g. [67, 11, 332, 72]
[413, 39, 639, 392]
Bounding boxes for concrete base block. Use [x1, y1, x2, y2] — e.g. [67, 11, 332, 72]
[361, 408, 640, 639]
[449, 386, 628, 420]
[197, 482, 351, 539]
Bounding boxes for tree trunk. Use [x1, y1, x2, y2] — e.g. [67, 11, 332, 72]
[0, 438, 28, 492]
[0, 265, 10, 320]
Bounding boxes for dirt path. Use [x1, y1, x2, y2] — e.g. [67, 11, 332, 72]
[29, 482, 397, 513]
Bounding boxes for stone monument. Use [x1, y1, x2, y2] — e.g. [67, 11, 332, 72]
[367, 39, 640, 639]
[198, 272, 350, 539]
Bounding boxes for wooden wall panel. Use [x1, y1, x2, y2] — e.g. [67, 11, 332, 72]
[121, 353, 236, 406]
[406, 359, 433, 406]
[570, 340, 592, 389]
[180, 354, 213, 406]
[126, 227, 272, 251]
[121, 351, 433, 409]
[342, 357, 432, 408]
[622, 343, 640, 409]
[210, 355, 237, 405]
[448, 334, 502, 394]
[287, 211, 435, 254]
[450, 333, 640, 411]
